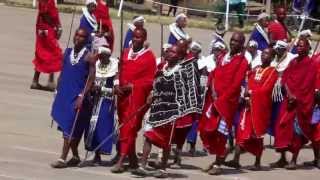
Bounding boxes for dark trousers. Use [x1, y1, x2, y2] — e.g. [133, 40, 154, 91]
[168, 0, 178, 16]
[217, 2, 245, 28]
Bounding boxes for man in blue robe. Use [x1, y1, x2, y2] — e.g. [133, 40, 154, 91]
[249, 13, 270, 51]
[50, 28, 96, 168]
[168, 13, 190, 45]
[209, 24, 226, 54]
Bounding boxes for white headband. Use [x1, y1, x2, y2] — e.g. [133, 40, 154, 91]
[175, 13, 187, 22]
[98, 46, 111, 55]
[299, 29, 312, 37]
[213, 41, 226, 49]
[133, 16, 145, 24]
[86, 0, 97, 5]
[248, 40, 258, 48]
[162, 43, 172, 50]
[273, 40, 288, 49]
[190, 41, 202, 51]
[257, 13, 269, 21]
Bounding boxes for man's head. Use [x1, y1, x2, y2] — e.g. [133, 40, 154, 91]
[296, 38, 310, 57]
[133, 16, 145, 28]
[86, 0, 97, 14]
[230, 31, 245, 55]
[190, 41, 202, 58]
[257, 13, 269, 28]
[273, 40, 288, 56]
[73, 28, 89, 49]
[132, 28, 147, 52]
[261, 48, 275, 67]
[176, 13, 187, 28]
[176, 39, 189, 57]
[215, 24, 226, 37]
[275, 7, 287, 22]
[166, 45, 184, 66]
[299, 29, 312, 39]
[162, 44, 172, 61]
[211, 41, 226, 56]
[247, 40, 258, 55]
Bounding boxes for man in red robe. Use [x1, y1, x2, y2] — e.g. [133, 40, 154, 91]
[31, 0, 63, 91]
[199, 32, 248, 175]
[93, 0, 114, 51]
[304, 52, 320, 169]
[225, 48, 278, 170]
[111, 28, 157, 173]
[270, 38, 317, 170]
[268, 7, 291, 45]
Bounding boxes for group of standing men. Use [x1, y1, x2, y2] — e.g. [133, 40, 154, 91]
[30, 0, 320, 178]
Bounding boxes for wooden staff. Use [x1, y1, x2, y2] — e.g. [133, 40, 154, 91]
[66, 0, 78, 48]
[67, 76, 90, 144]
[159, 4, 164, 58]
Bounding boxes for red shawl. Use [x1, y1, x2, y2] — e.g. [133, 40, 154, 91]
[199, 52, 248, 131]
[268, 20, 288, 41]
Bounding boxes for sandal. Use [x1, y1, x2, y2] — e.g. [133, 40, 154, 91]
[270, 159, 288, 168]
[131, 167, 150, 176]
[50, 159, 68, 169]
[44, 82, 56, 92]
[207, 165, 223, 175]
[111, 165, 126, 174]
[153, 169, 168, 178]
[224, 160, 242, 169]
[148, 161, 162, 169]
[67, 157, 81, 167]
[248, 165, 262, 171]
[30, 82, 46, 91]
[303, 160, 317, 167]
[285, 162, 297, 170]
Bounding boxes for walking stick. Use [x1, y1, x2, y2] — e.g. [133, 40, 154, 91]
[158, 4, 163, 58]
[67, 76, 90, 144]
[66, 3, 77, 49]
[79, 103, 148, 167]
